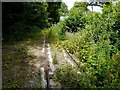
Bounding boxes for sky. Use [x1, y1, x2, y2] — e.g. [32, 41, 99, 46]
[62, 0, 102, 13]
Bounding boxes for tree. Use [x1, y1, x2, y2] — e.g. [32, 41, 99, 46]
[60, 2, 68, 16]
[61, 2, 88, 32]
[2, 2, 62, 41]
[47, 1, 62, 25]
[73, 2, 88, 12]
[2, 2, 25, 41]
[24, 2, 48, 28]
[88, 2, 103, 12]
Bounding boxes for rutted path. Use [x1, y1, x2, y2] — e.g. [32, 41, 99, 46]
[27, 45, 46, 88]
[28, 35, 80, 89]
[40, 36, 57, 89]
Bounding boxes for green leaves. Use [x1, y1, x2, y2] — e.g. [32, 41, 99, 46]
[47, 2, 62, 25]
[60, 2, 68, 16]
[54, 65, 79, 88]
[53, 53, 58, 64]
[56, 1, 120, 88]
[61, 2, 88, 33]
[3, 2, 62, 42]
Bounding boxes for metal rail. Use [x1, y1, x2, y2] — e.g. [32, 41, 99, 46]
[43, 33, 79, 89]
[63, 47, 79, 67]
[44, 60, 51, 90]
[43, 35, 51, 90]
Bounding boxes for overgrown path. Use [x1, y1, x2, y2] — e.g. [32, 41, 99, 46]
[40, 36, 56, 88]
[2, 31, 80, 88]
[2, 31, 45, 88]
[32, 33, 80, 89]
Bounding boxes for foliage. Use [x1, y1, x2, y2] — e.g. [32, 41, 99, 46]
[54, 65, 95, 88]
[2, 43, 39, 88]
[54, 65, 78, 88]
[47, 2, 62, 25]
[24, 2, 48, 28]
[53, 53, 58, 64]
[60, 2, 69, 16]
[73, 2, 88, 12]
[45, 20, 67, 43]
[2, 1, 120, 89]
[61, 2, 88, 33]
[45, 25, 58, 43]
[2, 2, 62, 42]
[54, 1, 120, 88]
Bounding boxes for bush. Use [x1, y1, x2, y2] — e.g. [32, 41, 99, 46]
[55, 2, 120, 88]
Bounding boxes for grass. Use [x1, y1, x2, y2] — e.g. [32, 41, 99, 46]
[2, 43, 35, 88]
[23, 29, 45, 46]
[53, 53, 58, 65]
[2, 29, 44, 88]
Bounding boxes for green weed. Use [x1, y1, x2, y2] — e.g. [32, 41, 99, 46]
[53, 53, 58, 65]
